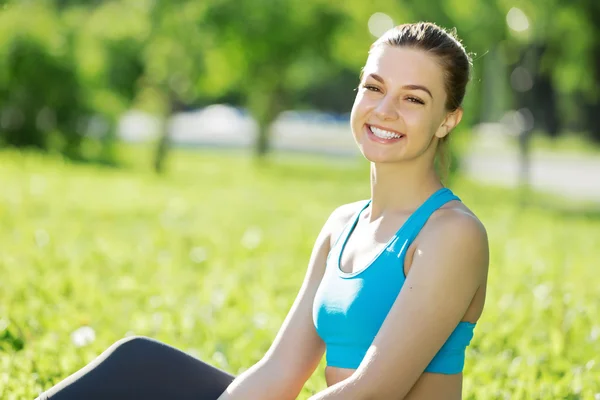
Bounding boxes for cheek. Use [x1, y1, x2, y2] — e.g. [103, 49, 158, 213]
[351, 93, 369, 124]
[402, 106, 443, 136]
[401, 107, 430, 132]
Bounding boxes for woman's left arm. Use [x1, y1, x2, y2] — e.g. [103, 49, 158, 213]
[308, 212, 489, 400]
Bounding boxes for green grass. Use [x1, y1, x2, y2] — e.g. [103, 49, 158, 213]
[1, 147, 599, 399]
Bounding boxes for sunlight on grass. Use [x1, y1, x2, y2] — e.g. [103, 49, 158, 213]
[0, 148, 598, 399]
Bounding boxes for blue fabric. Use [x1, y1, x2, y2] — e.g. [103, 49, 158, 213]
[312, 188, 476, 374]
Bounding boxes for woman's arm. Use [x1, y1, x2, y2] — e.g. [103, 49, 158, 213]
[308, 210, 489, 400]
[215, 357, 296, 400]
[218, 204, 360, 400]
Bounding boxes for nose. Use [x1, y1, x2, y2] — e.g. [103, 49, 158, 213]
[374, 95, 398, 121]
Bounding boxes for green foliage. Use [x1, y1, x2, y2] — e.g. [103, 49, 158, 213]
[202, 0, 348, 154]
[1, 148, 599, 399]
[0, 3, 88, 154]
[1, 0, 600, 160]
[0, 2, 147, 159]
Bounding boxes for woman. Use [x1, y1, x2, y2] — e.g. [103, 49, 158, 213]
[37, 22, 489, 400]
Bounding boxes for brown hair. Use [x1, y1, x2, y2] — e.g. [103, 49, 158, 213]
[369, 22, 472, 178]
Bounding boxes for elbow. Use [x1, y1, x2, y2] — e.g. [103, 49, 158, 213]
[258, 359, 306, 398]
[357, 386, 384, 400]
[354, 387, 405, 400]
[223, 360, 299, 400]
[349, 374, 409, 400]
[336, 374, 382, 400]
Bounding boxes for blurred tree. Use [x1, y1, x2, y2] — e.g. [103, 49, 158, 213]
[502, 0, 599, 141]
[2, 0, 598, 167]
[569, 0, 600, 141]
[59, 0, 208, 171]
[65, 1, 148, 161]
[134, 1, 208, 173]
[488, 0, 600, 200]
[0, 3, 92, 156]
[202, 0, 348, 157]
[0, 1, 147, 160]
[0, 0, 206, 167]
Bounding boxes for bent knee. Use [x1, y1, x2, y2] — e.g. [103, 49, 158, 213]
[109, 335, 156, 352]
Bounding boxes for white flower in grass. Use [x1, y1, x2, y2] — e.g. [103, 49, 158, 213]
[212, 351, 228, 368]
[152, 312, 164, 330]
[189, 247, 207, 264]
[71, 326, 96, 347]
[35, 229, 50, 248]
[211, 289, 226, 309]
[253, 313, 268, 329]
[241, 227, 262, 250]
[533, 283, 551, 302]
[590, 326, 600, 341]
[187, 348, 201, 359]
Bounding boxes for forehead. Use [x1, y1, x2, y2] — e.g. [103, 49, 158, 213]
[363, 46, 446, 96]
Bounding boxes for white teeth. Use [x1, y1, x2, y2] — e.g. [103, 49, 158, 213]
[370, 125, 402, 139]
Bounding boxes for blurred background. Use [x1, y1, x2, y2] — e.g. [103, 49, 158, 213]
[0, 0, 599, 196]
[1, 0, 599, 399]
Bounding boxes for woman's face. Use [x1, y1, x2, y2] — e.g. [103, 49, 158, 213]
[350, 45, 461, 164]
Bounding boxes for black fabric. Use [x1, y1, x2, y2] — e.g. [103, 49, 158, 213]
[36, 336, 236, 400]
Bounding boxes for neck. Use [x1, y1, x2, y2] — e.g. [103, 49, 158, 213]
[368, 159, 443, 220]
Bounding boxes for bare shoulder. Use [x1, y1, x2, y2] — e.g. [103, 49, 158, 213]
[328, 200, 368, 225]
[417, 200, 489, 275]
[427, 200, 487, 240]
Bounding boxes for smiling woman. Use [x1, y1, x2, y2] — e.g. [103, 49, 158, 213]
[36, 22, 487, 400]
[307, 24, 486, 400]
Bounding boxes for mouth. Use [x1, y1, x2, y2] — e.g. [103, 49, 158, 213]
[365, 124, 405, 143]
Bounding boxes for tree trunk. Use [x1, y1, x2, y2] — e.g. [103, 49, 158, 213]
[532, 70, 560, 137]
[517, 127, 532, 207]
[586, 41, 600, 143]
[153, 116, 170, 174]
[255, 124, 269, 156]
[249, 86, 285, 158]
[153, 96, 184, 174]
[512, 43, 541, 206]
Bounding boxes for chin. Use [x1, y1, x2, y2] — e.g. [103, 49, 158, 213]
[358, 146, 405, 164]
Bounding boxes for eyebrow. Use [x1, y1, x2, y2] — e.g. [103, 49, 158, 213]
[367, 73, 434, 99]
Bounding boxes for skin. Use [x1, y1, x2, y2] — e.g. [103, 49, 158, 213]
[219, 45, 489, 400]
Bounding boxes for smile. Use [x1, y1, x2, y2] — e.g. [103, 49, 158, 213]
[366, 124, 405, 142]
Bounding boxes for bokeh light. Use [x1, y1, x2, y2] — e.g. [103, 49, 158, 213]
[511, 66, 534, 92]
[368, 12, 394, 38]
[506, 7, 530, 32]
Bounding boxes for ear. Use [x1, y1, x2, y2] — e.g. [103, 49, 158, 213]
[435, 107, 463, 139]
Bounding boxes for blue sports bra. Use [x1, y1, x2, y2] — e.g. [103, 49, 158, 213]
[312, 188, 476, 374]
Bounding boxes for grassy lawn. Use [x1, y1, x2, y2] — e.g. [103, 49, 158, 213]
[1, 146, 598, 399]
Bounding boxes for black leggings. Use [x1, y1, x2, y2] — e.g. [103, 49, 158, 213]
[36, 336, 236, 400]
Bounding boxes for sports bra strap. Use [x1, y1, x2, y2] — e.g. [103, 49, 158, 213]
[331, 189, 459, 255]
[330, 200, 371, 250]
[401, 188, 460, 245]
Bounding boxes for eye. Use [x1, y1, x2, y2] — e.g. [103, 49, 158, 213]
[361, 84, 382, 93]
[406, 96, 425, 105]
